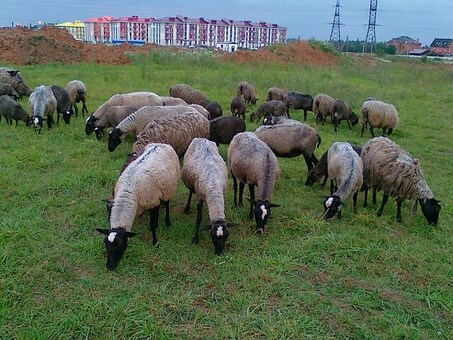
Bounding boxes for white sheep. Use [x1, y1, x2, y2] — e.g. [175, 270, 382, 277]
[28, 85, 57, 133]
[322, 142, 363, 220]
[108, 105, 202, 152]
[360, 137, 440, 225]
[228, 132, 281, 233]
[359, 99, 399, 138]
[96, 143, 180, 270]
[132, 111, 210, 156]
[85, 91, 163, 135]
[313, 93, 336, 125]
[182, 138, 229, 255]
[66, 80, 88, 117]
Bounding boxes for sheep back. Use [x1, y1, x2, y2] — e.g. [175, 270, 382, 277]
[169, 83, 210, 107]
[266, 87, 288, 102]
[209, 115, 246, 145]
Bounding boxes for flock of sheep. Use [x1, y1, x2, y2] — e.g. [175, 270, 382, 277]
[0, 68, 441, 270]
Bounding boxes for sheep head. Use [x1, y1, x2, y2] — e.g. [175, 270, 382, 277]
[85, 114, 97, 135]
[322, 195, 342, 220]
[108, 128, 124, 152]
[96, 228, 137, 270]
[210, 220, 229, 255]
[419, 198, 441, 226]
[247, 198, 280, 233]
[62, 110, 72, 125]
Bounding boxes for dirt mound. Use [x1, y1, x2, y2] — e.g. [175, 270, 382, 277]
[0, 26, 338, 66]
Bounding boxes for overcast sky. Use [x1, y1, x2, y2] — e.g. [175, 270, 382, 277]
[1, 0, 452, 46]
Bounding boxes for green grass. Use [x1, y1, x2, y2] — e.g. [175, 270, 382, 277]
[0, 51, 452, 339]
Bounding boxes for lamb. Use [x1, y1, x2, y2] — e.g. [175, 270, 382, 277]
[322, 142, 364, 220]
[0, 82, 20, 99]
[230, 95, 247, 120]
[305, 145, 362, 188]
[50, 85, 72, 125]
[169, 83, 210, 107]
[236, 81, 257, 105]
[282, 91, 313, 121]
[132, 111, 210, 156]
[250, 100, 287, 122]
[66, 80, 88, 117]
[0, 95, 30, 126]
[94, 105, 137, 140]
[28, 85, 57, 133]
[209, 115, 246, 146]
[359, 99, 399, 138]
[254, 122, 321, 173]
[313, 93, 336, 125]
[85, 91, 163, 135]
[331, 99, 359, 132]
[228, 132, 281, 233]
[266, 87, 288, 102]
[96, 143, 180, 270]
[182, 138, 229, 255]
[0, 68, 32, 98]
[108, 105, 201, 152]
[360, 137, 440, 225]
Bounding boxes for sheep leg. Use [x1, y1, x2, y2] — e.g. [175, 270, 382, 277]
[74, 104, 78, 117]
[303, 109, 308, 121]
[377, 193, 389, 217]
[372, 189, 377, 205]
[248, 184, 255, 220]
[360, 124, 365, 137]
[303, 154, 314, 172]
[162, 200, 171, 227]
[82, 101, 88, 117]
[239, 182, 245, 207]
[363, 186, 369, 208]
[330, 180, 335, 196]
[353, 191, 358, 212]
[149, 206, 160, 245]
[56, 112, 60, 125]
[396, 199, 403, 223]
[369, 126, 375, 138]
[232, 172, 238, 207]
[387, 128, 393, 136]
[192, 201, 203, 244]
[347, 120, 352, 130]
[183, 190, 193, 214]
[382, 127, 387, 136]
[321, 175, 328, 189]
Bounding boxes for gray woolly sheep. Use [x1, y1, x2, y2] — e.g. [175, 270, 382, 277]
[85, 91, 163, 135]
[322, 142, 363, 220]
[205, 101, 223, 120]
[182, 138, 230, 255]
[0, 68, 32, 98]
[250, 100, 287, 122]
[266, 87, 288, 102]
[50, 85, 72, 125]
[313, 93, 336, 125]
[230, 95, 247, 120]
[209, 115, 246, 146]
[0, 95, 30, 126]
[282, 91, 313, 121]
[236, 81, 257, 105]
[159, 96, 188, 106]
[108, 105, 201, 152]
[228, 132, 281, 233]
[132, 111, 210, 156]
[331, 99, 359, 132]
[360, 137, 440, 225]
[66, 80, 88, 117]
[359, 99, 399, 138]
[255, 122, 321, 173]
[169, 83, 210, 107]
[94, 105, 137, 140]
[28, 85, 57, 133]
[0, 82, 20, 99]
[305, 145, 362, 188]
[96, 143, 180, 270]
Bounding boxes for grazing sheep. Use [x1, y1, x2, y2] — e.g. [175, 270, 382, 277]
[0, 95, 30, 126]
[28, 85, 57, 133]
[230, 95, 247, 121]
[50, 85, 72, 125]
[236, 81, 257, 105]
[66, 80, 88, 117]
[169, 83, 210, 107]
[159, 96, 187, 106]
[282, 91, 314, 121]
[305, 145, 362, 187]
[266, 87, 288, 102]
[331, 99, 359, 132]
[250, 100, 287, 122]
[96, 143, 180, 270]
[0, 82, 20, 99]
[205, 101, 223, 120]
[0, 68, 32, 98]
[85, 91, 163, 135]
[360, 137, 440, 225]
[313, 93, 336, 125]
[182, 138, 229, 255]
[228, 132, 281, 233]
[255, 122, 321, 173]
[209, 115, 246, 146]
[94, 105, 137, 140]
[132, 111, 210, 156]
[108, 105, 201, 152]
[322, 142, 364, 220]
[359, 99, 399, 138]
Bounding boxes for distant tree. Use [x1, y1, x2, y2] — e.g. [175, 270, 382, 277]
[385, 45, 397, 55]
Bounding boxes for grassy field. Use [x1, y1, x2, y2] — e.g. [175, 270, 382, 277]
[0, 50, 452, 339]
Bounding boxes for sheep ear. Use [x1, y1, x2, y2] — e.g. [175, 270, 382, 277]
[96, 228, 110, 235]
[270, 203, 281, 208]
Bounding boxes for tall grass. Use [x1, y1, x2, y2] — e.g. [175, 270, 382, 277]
[0, 51, 452, 338]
